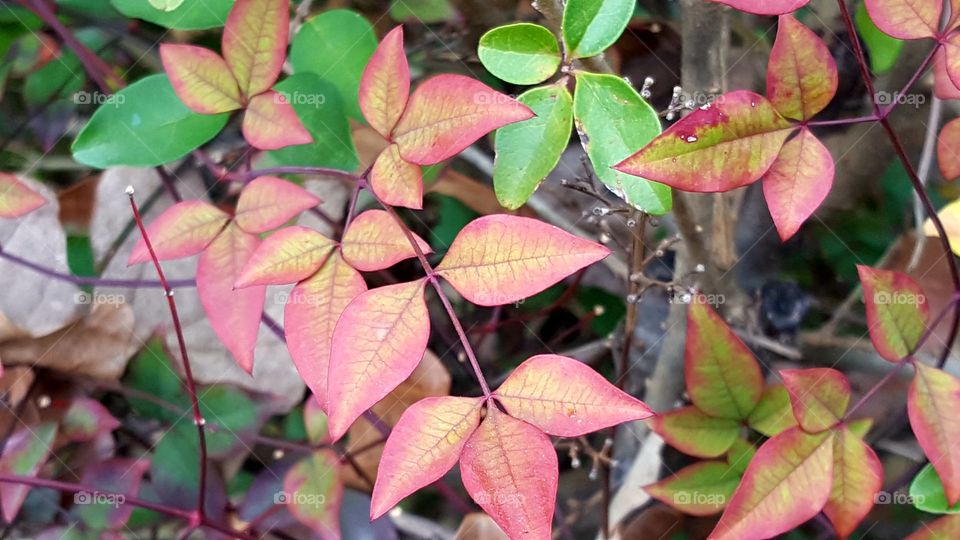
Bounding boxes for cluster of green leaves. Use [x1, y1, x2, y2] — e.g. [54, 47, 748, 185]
[477, 0, 671, 214]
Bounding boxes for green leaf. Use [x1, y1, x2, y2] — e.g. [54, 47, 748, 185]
[290, 9, 378, 120]
[267, 73, 359, 171]
[562, 0, 633, 58]
[429, 194, 478, 255]
[727, 438, 756, 475]
[910, 463, 960, 514]
[0, 422, 57, 522]
[747, 384, 798, 437]
[493, 84, 571, 209]
[72, 74, 228, 169]
[576, 285, 626, 336]
[478, 23, 561, 85]
[855, 2, 903, 75]
[111, 0, 233, 30]
[283, 450, 343, 533]
[645, 461, 740, 516]
[650, 406, 740, 458]
[151, 424, 199, 503]
[573, 72, 671, 214]
[198, 386, 260, 456]
[124, 339, 186, 422]
[390, 0, 454, 23]
[24, 29, 108, 105]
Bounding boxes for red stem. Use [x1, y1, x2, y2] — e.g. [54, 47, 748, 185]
[128, 192, 208, 524]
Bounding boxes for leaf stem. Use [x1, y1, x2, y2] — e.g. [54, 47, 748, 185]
[128, 191, 209, 524]
[0, 246, 194, 288]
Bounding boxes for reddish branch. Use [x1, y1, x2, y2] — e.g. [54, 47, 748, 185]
[128, 191, 209, 525]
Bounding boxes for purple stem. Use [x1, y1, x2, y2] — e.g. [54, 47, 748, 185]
[0, 247, 194, 288]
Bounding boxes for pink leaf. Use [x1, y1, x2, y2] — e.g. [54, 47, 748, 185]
[936, 47, 960, 99]
[60, 397, 121, 443]
[762, 128, 834, 241]
[709, 0, 809, 15]
[371, 396, 483, 519]
[285, 252, 366, 410]
[234, 226, 335, 288]
[710, 427, 834, 540]
[197, 222, 266, 373]
[327, 279, 430, 440]
[359, 26, 410, 139]
[766, 15, 838, 121]
[0, 173, 46, 218]
[222, 0, 288, 98]
[863, 0, 941, 40]
[393, 74, 534, 165]
[493, 354, 653, 437]
[341, 209, 431, 271]
[615, 91, 794, 192]
[128, 200, 229, 264]
[0, 422, 57, 522]
[159, 44, 242, 115]
[369, 144, 424, 209]
[824, 426, 883, 539]
[235, 176, 321, 234]
[942, 33, 960, 91]
[460, 407, 557, 540]
[908, 362, 960, 506]
[242, 91, 313, 150]
[780, 368, 851, 433]
[435, 215, 610, 306]
[857, 265, 930, 362]
[938, 117, 960, 182]
[282, 450, 343, 539]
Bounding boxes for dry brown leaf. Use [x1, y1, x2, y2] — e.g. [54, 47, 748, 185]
[340, 349, 451, 491]
[0, 302, 138, 380]
[454, 513, 509, 540]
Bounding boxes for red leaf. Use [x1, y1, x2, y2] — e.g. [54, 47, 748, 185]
[341, 209, 431, 271]
[766, 15, 838, 121]
[359, 26, 410, 139]
[393, 74, 534, 165]
[761, 128, 834, 241]
[197, 222, 266, 373]
[285, 252, 366, 410]
[234, 226, 335, 287]
[494, 354, 652, 437]
[824, 426, 883, 539]
[615, 91, 794, 192]
[650, 406, 740, 458]
[369, 144, 424, 209]
[857, 265, 930, 361]
[159, 44, 242, 115]
[235, 176, 321, 234]
[128, 200, 229, 264]
[863, 0, 941, 40]
[0, 173, 46, 218]
[436, 215, 610, 306]
[908, 362, 960, 506]
[780, 368, 850, 433]
[460, 407, 557, 540]
[685, 300, 764, 420]
[371, 396, 483, 519]
[710, 427, 834, 540]
[938, 117, 960, 182]
[222, 0, 288, 98]
[242, 91, 313, 150]
[0, 422, 57, 522]
[327, 279, 430, 440]
[709, 0, 809, 15]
